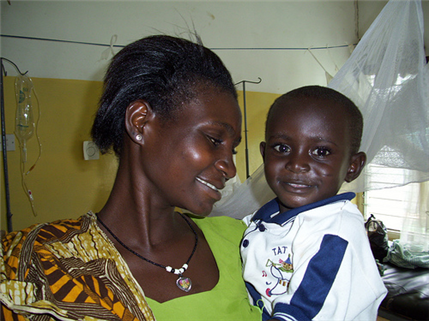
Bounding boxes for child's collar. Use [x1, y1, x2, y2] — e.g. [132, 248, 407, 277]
[251, 192, 356, 225]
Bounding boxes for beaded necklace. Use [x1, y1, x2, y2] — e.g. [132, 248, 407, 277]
[97, 212, 198, 292]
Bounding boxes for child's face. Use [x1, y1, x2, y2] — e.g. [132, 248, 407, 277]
[261, 97, 363, 213]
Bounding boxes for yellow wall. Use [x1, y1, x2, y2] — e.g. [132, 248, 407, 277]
[1, 77, 279, 232]
[1, 77, 117, 232]
[235, 90, 279, 180]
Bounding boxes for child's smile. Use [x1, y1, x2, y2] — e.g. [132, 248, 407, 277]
[281, 180, 313, 192]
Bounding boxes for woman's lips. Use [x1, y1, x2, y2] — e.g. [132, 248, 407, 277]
[196, 177, 222, 200]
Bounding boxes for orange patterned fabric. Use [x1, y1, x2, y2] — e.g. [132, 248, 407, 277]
[0, 212, 155, 321]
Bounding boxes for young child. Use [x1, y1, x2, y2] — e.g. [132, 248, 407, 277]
[241, 86, 387, 321]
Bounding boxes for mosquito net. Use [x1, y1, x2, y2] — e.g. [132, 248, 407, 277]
[210, 0, 429, 219]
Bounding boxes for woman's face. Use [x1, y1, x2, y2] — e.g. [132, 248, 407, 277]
[141, 88, 242, 216]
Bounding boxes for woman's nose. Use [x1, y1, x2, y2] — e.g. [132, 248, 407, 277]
[215, 154, 237, 180]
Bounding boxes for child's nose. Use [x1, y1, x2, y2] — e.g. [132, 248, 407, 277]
[285, 153, 310, 173]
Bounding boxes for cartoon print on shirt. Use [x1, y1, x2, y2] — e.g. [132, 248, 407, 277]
[265, 254, 294, 297]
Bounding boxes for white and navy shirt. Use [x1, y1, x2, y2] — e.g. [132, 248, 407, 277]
[241, 193, 387, 321]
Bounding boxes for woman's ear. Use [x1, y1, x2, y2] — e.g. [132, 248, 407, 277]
[345, 152, 367, 182]
[125, 100, 153, 144]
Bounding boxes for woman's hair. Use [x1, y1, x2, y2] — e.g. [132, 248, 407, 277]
[91, 35, 237, 156]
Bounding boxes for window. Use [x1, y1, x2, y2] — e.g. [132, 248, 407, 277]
[363, 164, 429, 241]
[364, 182, 419, 231]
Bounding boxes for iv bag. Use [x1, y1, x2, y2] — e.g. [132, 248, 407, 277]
[15, 74, 34, 142]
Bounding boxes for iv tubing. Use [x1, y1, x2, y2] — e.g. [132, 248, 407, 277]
[20, 82, 41, 217]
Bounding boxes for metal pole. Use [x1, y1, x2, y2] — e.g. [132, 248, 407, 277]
[235, 78, 262, 179]
[0, 59, 13, 232]
[242, 81, 250, 178]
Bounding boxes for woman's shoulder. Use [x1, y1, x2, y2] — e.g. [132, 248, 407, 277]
[2, 213, 94, 259]
[3, 212, 92, 235]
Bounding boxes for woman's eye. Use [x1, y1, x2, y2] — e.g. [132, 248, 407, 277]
[312, 147, 331, 157]
[209, 136, 222, 147]
[208, 135, 238, 155]
[273, 144, 290, 153]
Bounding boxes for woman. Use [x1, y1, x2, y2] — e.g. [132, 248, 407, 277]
[1, 35, 261, 320]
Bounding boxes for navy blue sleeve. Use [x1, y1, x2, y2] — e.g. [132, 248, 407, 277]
[273, 234, 348, 321]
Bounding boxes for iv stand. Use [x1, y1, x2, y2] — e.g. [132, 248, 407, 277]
[235, 77, 262, 178]
[1, 59, 13, 232]
[0, 58, 27, 232]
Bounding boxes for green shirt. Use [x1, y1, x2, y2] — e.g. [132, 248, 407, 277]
[1, 213, 261, 321]
[146, 215, 262, 321]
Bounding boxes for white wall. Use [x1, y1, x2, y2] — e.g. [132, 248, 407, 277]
[2, 0, 360, 94]
[3, 1, 429, 93]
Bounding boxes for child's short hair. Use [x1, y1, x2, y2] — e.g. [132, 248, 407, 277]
[266, 85, 364, 154]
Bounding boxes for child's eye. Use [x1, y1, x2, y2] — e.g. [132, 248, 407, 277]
[312, 147, 331, 157]
[273, 144, 291, 153]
